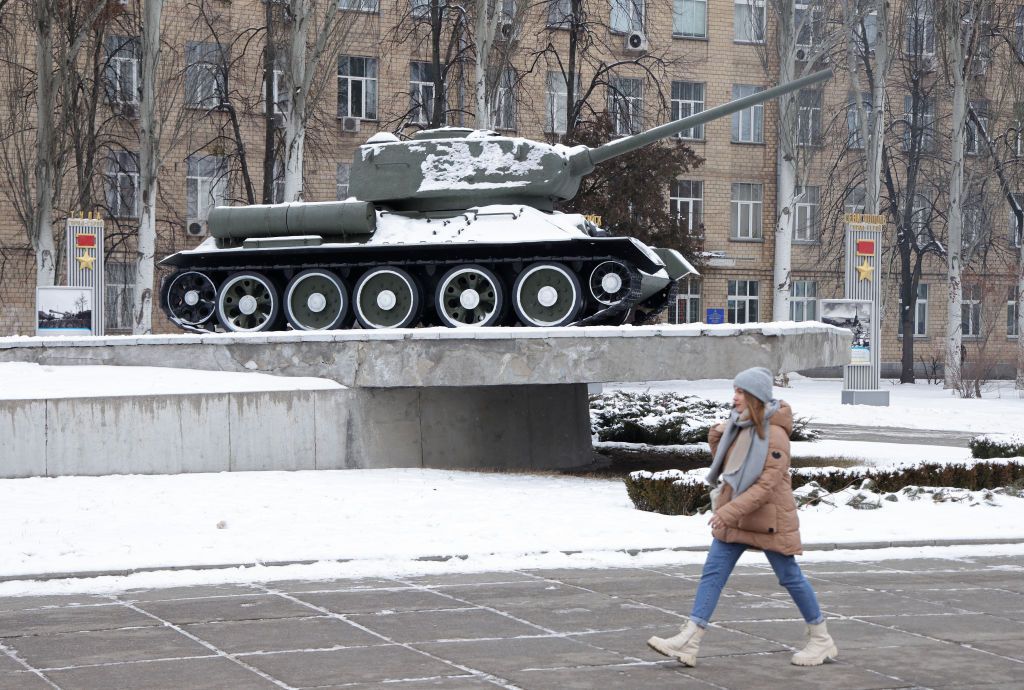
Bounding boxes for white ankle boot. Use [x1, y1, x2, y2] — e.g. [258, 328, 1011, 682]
[791, 621, 838, 666]
[647, 620, 704, 666]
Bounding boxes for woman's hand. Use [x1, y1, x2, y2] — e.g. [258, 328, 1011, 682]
[708, 513, 726, 530]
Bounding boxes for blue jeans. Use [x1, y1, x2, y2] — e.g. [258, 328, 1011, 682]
[690, 538, 824, 628]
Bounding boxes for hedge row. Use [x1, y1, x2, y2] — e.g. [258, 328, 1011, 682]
[590, 390, 818, 446]
[970, 434, 1024, 459]
[625, 461, 1024, 516]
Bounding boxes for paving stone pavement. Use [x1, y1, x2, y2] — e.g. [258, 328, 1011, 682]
[1, 554, 1023, 689]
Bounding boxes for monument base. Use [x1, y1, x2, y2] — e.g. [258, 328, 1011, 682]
[841, 389, 890, 406]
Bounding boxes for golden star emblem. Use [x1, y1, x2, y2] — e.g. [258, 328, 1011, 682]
[76, 250, 96, 271]
[856, 257, 874, 282]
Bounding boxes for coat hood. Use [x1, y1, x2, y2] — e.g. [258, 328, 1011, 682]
[769, 400, 793, 436]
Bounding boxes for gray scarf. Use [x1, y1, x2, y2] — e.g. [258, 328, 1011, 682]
[705, 399, 781, 497]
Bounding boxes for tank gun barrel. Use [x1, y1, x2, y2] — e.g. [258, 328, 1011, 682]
[571, 68, 833, 175]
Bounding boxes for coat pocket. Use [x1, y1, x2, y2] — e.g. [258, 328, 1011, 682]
[737, 503, 777, 535]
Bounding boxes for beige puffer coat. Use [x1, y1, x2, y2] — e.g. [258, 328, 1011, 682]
[707, 401, 802, 556]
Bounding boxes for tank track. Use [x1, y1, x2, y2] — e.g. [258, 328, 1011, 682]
[161, 254, 656, 332]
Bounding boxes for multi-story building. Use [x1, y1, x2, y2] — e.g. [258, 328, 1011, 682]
[0, 0, 1020, 379]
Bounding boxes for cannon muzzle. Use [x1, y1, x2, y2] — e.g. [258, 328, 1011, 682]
[570, 68, 833, 176]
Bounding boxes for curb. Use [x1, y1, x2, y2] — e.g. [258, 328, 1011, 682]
[3, 537, 1023, 585]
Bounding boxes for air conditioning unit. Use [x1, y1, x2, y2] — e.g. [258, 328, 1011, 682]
[795, 47, 808, 62]
[341, 116, 361, 133]
[971, 57, 989, 76]
[272, 113, 285, 129]
[498, 19, 515, 40]
[624, 30, 648, 53]
[186, 219, 207, 237]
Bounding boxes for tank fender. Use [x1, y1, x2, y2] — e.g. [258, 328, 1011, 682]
[651, 248, 699, 281]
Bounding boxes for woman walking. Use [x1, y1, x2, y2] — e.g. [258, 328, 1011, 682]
[647, 367, 837, 667]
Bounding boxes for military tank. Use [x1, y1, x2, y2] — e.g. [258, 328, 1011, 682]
[159, 69, 832, 332]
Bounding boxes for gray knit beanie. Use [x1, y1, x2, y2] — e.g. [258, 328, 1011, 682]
[733, 367, 773, 403]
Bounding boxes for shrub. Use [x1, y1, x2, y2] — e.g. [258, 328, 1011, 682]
[626, 460, 1024, 516]
[969, 434, 1024, 460]
[590, 391, 818, 445]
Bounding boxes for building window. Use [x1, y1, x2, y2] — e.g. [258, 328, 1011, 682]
[186, 154, 227, 223]
[490, 68, 516, 130]
[336, 163, 350, 200]
[727, 279, 759, 323]
[797, 90, 822, 146]
[263, 62, 288, 116]
[338, 56, 378, 120]
[1011, 193, 1023, 247]
[185, 42, 227, 109]
[910, 193, 931, 245]
[963, 205, 986, 248]
[105, 151, 139, 219]
[962, 284, 982, 338]
[846, 95, 871, 149]
[966, 101, 989, 155]
[271, 159, 285, 204]
[339, 0, 378, 11]
[548, 0, 572, 26]
[794, 185, 820, 242]
[104, 36, 139, 105]
[610, 0, 643, 33]
[671, 277, 702, 324]
[1009, 285, 1020, 338]
[609, 76, 643, 135]
[898, 283, 928, 337]
[734, 0, 765, 43]
[411, 0, 430, 18]
[670, 180, 703, 237]
[671, 81, 704, 139]
[731, 84, 764, 143]
[1016, 7, 1024, 60]
[905, 0, 936, 56]
[673, 0, 706, 37]
[903, 95, 935, 151]
[795, 2, 825, 48]
[857, 10, 879, 51]
[105, 262, 137, 332]
[410, 61, 438, 125]
[845, 187, 866, 215]
[731, 182, 763, 240]
[545, 71, 568, 134]
[789, 279, 816, 321]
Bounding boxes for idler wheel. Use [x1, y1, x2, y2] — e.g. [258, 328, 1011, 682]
[165, 271, 216, 327]
[353, 267, 420, 329]
[435, 264, 504, 327]
[216, 271, 280, 332]
[589, 261, 632, 305]
[284, 269, 348, 330]
[512, 262, 583, 327]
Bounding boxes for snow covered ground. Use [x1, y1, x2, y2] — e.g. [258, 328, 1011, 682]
[612, 373, 1022, 433]
[1, 468, 1022, 596]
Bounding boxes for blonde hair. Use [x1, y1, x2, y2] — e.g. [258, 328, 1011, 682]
[743, 391, 767, 439]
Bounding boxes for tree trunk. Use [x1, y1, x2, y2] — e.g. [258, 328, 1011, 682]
[282, 0, 309, 202]
[942, 0, 968, 390]
[772, 0, 796, 322]
[33, 0, 56, 286]
[133, 0, 164, 335]
[474, 0, 495, 129]
[263, 0, 277, 204]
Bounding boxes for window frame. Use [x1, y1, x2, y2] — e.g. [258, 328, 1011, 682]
[105, 261, 137, 332]
[490, 67, 517, 131]
[609, 76, 643, 136]
[795, 2, 825, 49]
[186, 154, 228, 223]
[105, 150, 140, 219]
[793, 185, 820, 243]
[185, 41, 228, 110]
[727, 279, 760, 323]
[734, 0, 766, 44]
[961, 284, 982, 338]
[338, 0, 379, 12]
[905, 1, 936, 57]
[336, 162, 350, 200]
[898, 282, 928, 337]
[105, 36, 140, 105]
[796, 89, 822, 146]
[338, 56, 379, 121]
[409, 61, 438, 125]
[673, 0, 707, 38]
[670, 179, 704, 238]
[671, 81, 705, 140]
[610, 0, 644, 33]
[789, 279, 817, 321]
[1009, 285, 1020, 338]
[730, 182, 763, 240]
[731, 84, 764, 143]
[672, 276, 702, 324]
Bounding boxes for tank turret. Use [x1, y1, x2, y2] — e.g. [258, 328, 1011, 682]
[350, 68, 833, 212]
[159, 69, 832, 333]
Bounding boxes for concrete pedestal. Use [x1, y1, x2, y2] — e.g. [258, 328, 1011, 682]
[0, 323, 852, 477]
